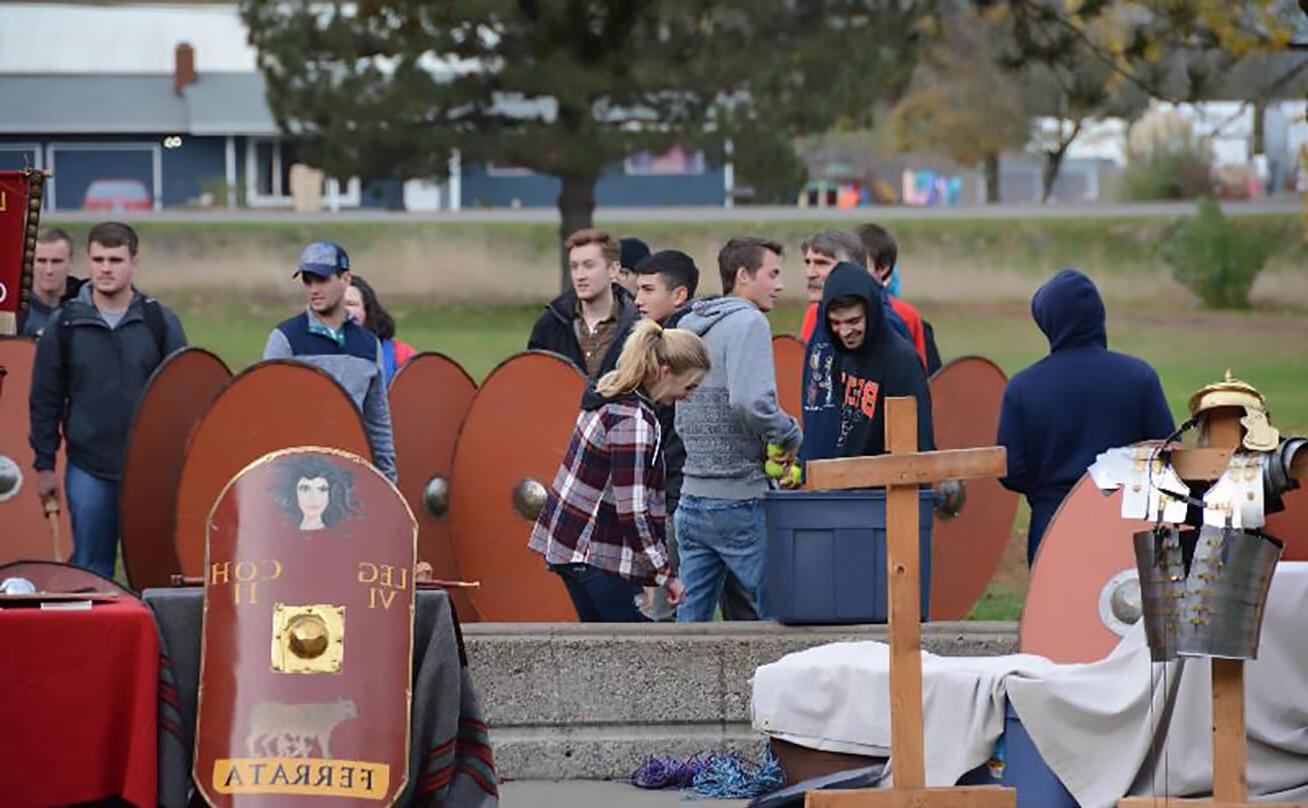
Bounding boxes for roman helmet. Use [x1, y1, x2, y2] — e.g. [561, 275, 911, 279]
[1188, 370, 1280, 452]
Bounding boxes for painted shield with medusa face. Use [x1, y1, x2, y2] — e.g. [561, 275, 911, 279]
[194, 447, 415, 808]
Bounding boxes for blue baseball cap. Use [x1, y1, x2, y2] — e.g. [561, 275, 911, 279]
[294, 241, 350, 278]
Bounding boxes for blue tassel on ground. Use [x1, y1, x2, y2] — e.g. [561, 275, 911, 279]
[627, 747, 784, 799]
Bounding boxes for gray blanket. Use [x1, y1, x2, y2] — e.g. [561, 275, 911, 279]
[146, 588, 498, 808]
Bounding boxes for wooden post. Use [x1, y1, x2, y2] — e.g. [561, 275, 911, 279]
[803, 397, 1012, 807]
[1205, 408, 1248, 804]
[885, 397, 925, 788]
[1117, 403, 1303, 808]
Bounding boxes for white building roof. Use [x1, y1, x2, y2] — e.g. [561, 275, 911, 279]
[0, 2, 255, 74]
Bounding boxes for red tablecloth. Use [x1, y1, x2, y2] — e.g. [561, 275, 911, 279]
[0, 596, 158, 807]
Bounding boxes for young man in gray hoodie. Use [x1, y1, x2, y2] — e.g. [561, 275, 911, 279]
[673, 236, 802, 621]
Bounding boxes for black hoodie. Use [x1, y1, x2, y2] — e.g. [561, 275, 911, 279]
[527, 283, 638, 379]
[822, 263, 934, 457]
[649, 302, 693, 507]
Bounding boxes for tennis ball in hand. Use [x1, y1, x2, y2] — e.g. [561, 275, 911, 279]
[764, 459, 785, 479]
[766, 442, 786, 461]
[787, 464, 803, 485]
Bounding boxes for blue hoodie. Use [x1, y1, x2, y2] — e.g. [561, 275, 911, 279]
[997, 269, 1175, 563]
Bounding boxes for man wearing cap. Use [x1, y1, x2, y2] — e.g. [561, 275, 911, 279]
[263, 241, 398, 482]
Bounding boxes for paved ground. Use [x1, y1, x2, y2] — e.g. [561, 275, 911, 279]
[46, 198, 1298, 224]
[500, 780, 751, 807]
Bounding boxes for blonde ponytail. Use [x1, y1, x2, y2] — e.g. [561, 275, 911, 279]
[596, 319, 710, 398]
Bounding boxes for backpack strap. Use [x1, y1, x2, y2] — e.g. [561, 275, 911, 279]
[141, 297, 168, 359]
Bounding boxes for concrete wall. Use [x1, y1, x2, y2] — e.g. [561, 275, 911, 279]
[464, 620, 1019, 780]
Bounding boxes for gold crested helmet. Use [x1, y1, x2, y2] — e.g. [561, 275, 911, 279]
[1188, 370, 1279, 452]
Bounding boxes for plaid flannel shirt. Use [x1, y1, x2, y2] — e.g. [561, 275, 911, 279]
[528, 391, 672, 586]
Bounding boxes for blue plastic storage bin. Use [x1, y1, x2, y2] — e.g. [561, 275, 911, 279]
[1001, 701, 1078, 807]
[956, 701, 1079, 808]
[763, 488, 932, 625]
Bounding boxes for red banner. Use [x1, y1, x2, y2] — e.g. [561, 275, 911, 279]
[0, 170, 34, 331]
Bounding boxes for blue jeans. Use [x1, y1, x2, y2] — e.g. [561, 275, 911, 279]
[550, 563, 648, 623]
[65, 463, 120, 579]
[675, 495, 770, 622]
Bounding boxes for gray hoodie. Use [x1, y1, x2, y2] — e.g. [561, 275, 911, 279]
[674, 296, 802, 500]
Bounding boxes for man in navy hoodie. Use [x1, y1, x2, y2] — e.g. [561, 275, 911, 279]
[997, 269, 1174, 564]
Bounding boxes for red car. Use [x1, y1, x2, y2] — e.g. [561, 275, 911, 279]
[82, 179, 152, 211]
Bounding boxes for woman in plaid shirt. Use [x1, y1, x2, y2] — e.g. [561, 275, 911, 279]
[529, 319, 710, 621]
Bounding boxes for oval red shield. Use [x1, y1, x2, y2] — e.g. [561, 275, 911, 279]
[121, 348, 231, 590]
[194, 448, 414, 807]
[0, 338, 73, 563]
[1019, 474, 1152, 663]
[389, 353, 479, 620]
[772, 334, 805, 422]
[448, 351, 586, 621]
[174, 362, 371, 579]
[928, 356, 1021, 620]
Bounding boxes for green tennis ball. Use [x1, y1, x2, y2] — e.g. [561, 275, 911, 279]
[788, 464, 803, 485]
[764, 460, 785, 479]
[766, 442, 786, 460]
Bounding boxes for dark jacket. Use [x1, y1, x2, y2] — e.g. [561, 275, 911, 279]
[997, 269, 1175, 563]
[823, 263, 934, 458]
[527, 284, 638, 379]
[29, 285, 187, 480]
[19, 276, 85, 338]
[653, 303, 692, 508]
[923, 320, 943, 376]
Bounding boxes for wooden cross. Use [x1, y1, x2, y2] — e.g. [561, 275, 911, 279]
[1118, 405, 1306, 808]
[801, 396, 1014, 808]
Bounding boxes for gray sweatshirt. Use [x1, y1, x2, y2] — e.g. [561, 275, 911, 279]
[674, 296, 802, 500]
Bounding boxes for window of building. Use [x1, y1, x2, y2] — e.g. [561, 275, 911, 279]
[624, 144, 705, 175]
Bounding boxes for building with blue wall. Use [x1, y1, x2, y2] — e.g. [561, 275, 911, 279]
[1, 66, 729, 212]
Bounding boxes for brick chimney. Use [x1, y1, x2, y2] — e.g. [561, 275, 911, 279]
[174, 42, 196, 96]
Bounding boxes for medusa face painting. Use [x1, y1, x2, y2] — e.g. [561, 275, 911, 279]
[269, 454, 361, 531]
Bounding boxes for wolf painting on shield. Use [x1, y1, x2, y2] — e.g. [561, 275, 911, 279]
[268, 454, 362, 531]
